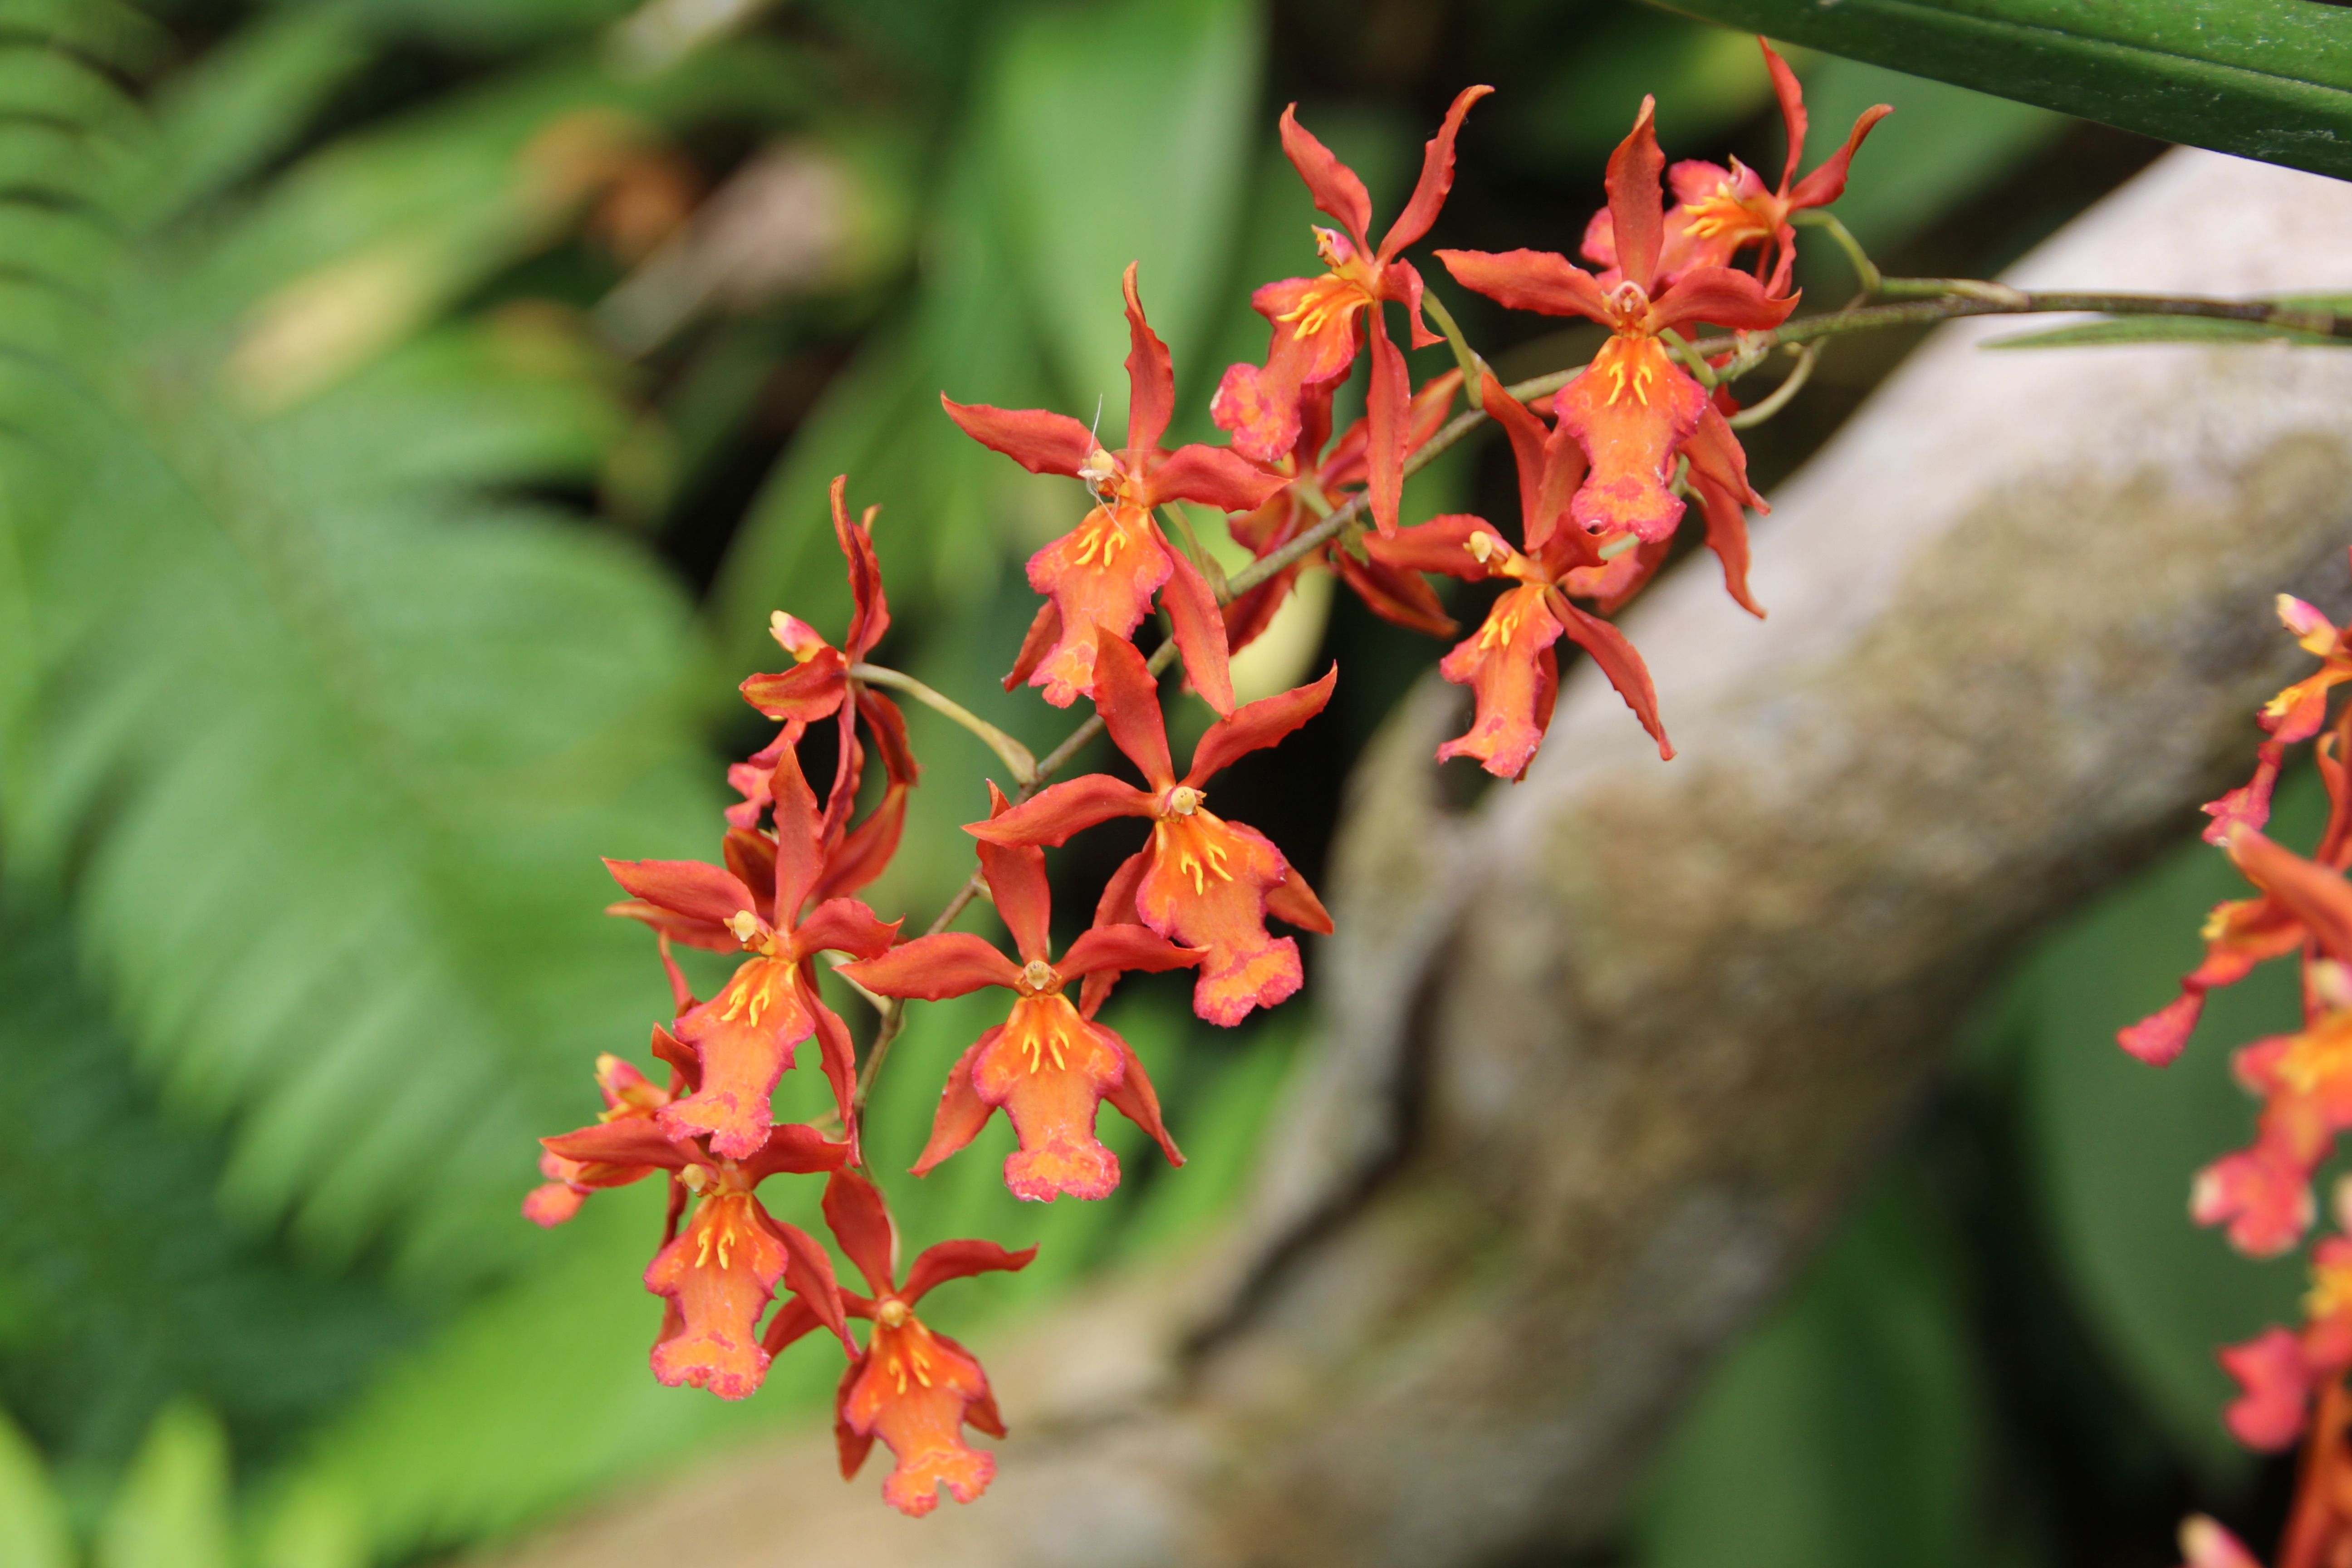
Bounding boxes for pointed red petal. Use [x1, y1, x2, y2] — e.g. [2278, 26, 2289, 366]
[1146, 445, 1288, 514]
[1759, 39, 1809, 193]
[1188, 663, 1336, 784]
[768, 1212, 856, 1353]
[1478, 370, 1557, 541]
[769, 744, 828, 923]
[903, 1239, 1039, 1305]
[1558, 595, 1671, 760]
[1788, 103, 1893, 212]
[829, 475, 892, 658]
[1684, 403, 1766, 617]
[542, 1119, 694, 1170]
[1648, 266, 1799, 335]
[822, 1169, 901, 1296]
[967, 773, 1153, 848]
[1364, 323, 1411, 536]
[977, 780, 1054, 962]
[740, 651, 848, 723]
[1095, 1018, 1184, 1169]
[1004, 598, 1061, 693]
[1159, 525, 1236, 719]
[1079, 850, 1153, 1018]
[1265, 865, 1333, 934]
[841, 932, 1020, 1001]
[1092, 628, 1176, 784]
[1367, 512, 1499, 580]
[604, 858, 758, 928]
[810, 783, 907, 905]
[1604, 96, 1664, 293]
[911, 1033, 995, 1178]
[1332, 549, 1458, 637]
[1120, 262, 1175, 458]
[1278, 104, 1373, 252]
[742, 1122, 854, 1181]
[939, 395, 1094, 478]
[1057, 921, 1204, 980]
[1435, 247, 1611, 323]
[792, 897, 899, 961]
[1381, 83, 1494, 259]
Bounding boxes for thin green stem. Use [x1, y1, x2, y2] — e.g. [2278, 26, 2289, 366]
[851, 274, 2352, 1126]
[1725, 343, 1818, 431]
[848, 663, 1037, 788]
[1657, 327, 1718, 390]
[1420, 290, 1490, 399]
[1789, 210, 1881, 296]
[1160, 504, 1229, 598]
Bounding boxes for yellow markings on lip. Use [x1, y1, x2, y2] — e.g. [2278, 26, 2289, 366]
[1070, 510, 1132, 568]
[1599, 339, 1660, 408]
[1276, 270, 1366, 341]
[1180, 838, 1231, 895]
[1478, 602, 1525, 651]
[718, 960, 787, 1026]
[887, 1340, 935, 1396]
[1021, 1027, 1070, 1074]
[692, 1201, 739, 1271]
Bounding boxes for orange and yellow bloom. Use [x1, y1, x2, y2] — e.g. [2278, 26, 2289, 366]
[945, 265, 1286, 717]
[1214, 86, 1491, 535]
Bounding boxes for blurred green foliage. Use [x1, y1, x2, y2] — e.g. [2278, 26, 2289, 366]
[0, 0, 2288, 1563]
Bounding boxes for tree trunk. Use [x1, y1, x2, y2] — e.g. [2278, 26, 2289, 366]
[491, 148, 2352, 1568]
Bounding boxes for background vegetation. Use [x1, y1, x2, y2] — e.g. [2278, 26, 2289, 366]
[0, 0, 2309, 1564]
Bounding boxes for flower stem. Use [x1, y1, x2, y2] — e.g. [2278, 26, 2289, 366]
[1420, 290, 1490, 400]
[848, 663, 1037, 787]
[850, 274, 2352, 1127]
[1725, 344, 1818, 431]
[1789, 209, 1881, 296]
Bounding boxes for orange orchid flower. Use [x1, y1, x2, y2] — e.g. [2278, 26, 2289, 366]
[843, 783, 1199, 1201]
[971, 631, 1333, 1026]
[733, 475, 918, 898]
[1212, 85, 1490, 537]
[1438, 97, 1794, 549]
[1222, 370, 1464, 654]
[1583, 39, 1888, 295]
[945, 265, 1286, 718]
[1369, 372, 1670, 775]
[539, 1115, 854, 1399]
[524, 1050, 674, 1227]
[766, 1172, 1035, 1517]
[605, 745, 899, 1161]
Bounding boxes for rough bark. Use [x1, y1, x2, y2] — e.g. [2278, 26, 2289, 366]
[490, 149, 2352, 1568]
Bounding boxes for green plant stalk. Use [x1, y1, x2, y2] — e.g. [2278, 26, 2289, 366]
[848, 663, 1037, 787]
[1726, 344, 1819, 431]
[853, 276, 2352, 1123]
[1790, 209, 1882, 296]
[1420, 291, 1490, 398]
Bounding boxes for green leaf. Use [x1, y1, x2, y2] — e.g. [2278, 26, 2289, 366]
[982, 0, 1264, 420]
[0, 1406, 74, 1568]
[1646, 0, 2352, 181]
[1633, 1174, 1989, 1568]
[94, 1404, 235, 1568]
[1793, 55, 2065, 260]
[1985, 314, 2351, 350]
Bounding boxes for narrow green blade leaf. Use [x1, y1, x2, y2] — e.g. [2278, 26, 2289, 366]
[1986, 315, 2352, 350]
[1648, 0, 2352, 180]
[0, 1407, 74, 1568]
[95, 1404, 234, 1568]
